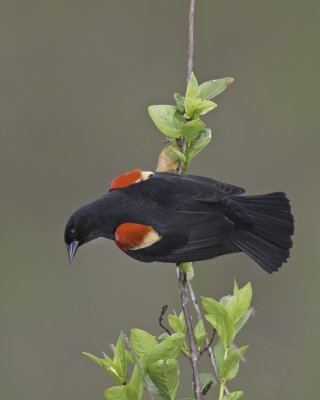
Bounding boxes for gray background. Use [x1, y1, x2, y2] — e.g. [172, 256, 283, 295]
[1, 0, 319, 399]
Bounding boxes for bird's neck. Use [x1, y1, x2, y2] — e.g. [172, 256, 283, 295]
[88, 191, 128, 239]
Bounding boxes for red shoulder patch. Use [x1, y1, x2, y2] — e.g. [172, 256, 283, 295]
[115, 223, 161, 251]
[109, 169, 154, 190]
[109, 168, 142, 190]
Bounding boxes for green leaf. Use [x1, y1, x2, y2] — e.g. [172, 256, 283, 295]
[198, 77, 234, 100]
[201, 297, 235, 346]
[167, 315, 189, 355]
[225, 282, 252, 325]
[148, 105, 184, 138]
[113, 333, 127, 382]
[223, 360, 240, 381]
[130, 329, 157, 360]
[200, 372, 216, 391]
[193, 100, 217, 119]
[128, 365, 144, 400]
[198, 100, 217, 115]
[235, 308, 253, 334]
[194, 320, 207, 349]
[168, 314, 187, 334]
[82, 352, 110, 369]
[214, 342, 244, 371]
[223, 391, 244, 400]
[174, 93, 185, 112]
[185, 72, 199, 99]
[147, 359, 179, 400]
[178, 311, 184, 322]
[213, 340, 224, 370]
[82, 352, 123, 384]
[148, 333, 185, 364]
[188, 128, 211, 162]
[205, 312, 234, 346]
[219, 346, 249, 381]
[104, 385, 139, 400]
[181, 120, 206, 141]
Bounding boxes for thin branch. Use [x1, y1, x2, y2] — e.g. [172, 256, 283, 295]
[123, 334, 155, 400]
[177, 0, 196, 174]
[157, 1, 201, 398]
[187, 280, 230, 395]
[156, 0, 233, 395]
[176, 3, 202, 398]
[177, 268, 201, 400]
[187, 0, 196, 81]
[158, 305, 172, 335]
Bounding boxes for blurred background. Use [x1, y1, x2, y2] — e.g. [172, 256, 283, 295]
[1, 0, 319, 399]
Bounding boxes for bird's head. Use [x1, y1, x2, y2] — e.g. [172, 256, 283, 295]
[64, 192, 122, 263]
[64, 207, 101, 263]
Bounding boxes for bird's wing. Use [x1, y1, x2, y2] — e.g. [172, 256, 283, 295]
[182, 174, 245, 196]
[122, 211, 235, 263]
[148, 172, 245, 201]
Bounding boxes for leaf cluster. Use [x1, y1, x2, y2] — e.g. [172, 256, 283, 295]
[84, 330, 185, 400]
[148, 73, 233, 170]
[83, 282, 252, 400]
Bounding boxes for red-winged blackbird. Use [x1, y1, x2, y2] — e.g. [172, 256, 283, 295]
[64, 169, 294, 273]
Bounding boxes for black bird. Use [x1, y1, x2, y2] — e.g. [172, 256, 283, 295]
[64, 168, 294, 273]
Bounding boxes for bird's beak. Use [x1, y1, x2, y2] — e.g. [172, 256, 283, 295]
[67, 240, 79, 263]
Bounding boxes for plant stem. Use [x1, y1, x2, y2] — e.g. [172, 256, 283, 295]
[158, 1, 202, 398]
[176, 5, 201, 395]
[177, 268, 201, 400]
[187, 0, 196, 81]
[177, 0, 195, 175]
[218, 380, 226, 400]
[218, 346, 230, 400]
[181, 141, 190, 173]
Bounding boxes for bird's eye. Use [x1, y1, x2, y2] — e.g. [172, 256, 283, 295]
[69, 228, 76, 238]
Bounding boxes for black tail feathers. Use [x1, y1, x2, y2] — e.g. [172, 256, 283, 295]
[231, 192, 294, 273]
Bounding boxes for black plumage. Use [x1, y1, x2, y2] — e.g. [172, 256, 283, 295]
[64, 172, 294, 273]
